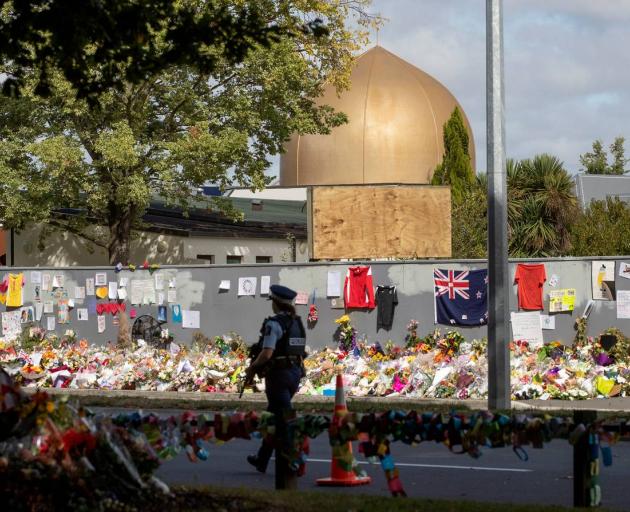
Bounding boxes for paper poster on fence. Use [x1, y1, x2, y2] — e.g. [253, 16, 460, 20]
[35, 302, 43, 321]
[238, 277, 257, 296]
[295, 291, 309, 305]
[143, 280, 156, 305]
[260, 276, 270, 295]
[511, 311, 544, 348]
[97, 315, 106, 333]
[20, 306, 34, 323]
[549, 289, 575, 312]
[540, 314, 555, 330]
[130, 280, 143, 305]
[57, 299, 70, 324]
[592, 261, 616, 300]
[617, 290, 630, 319]
[1, 311, 21, 338]
[182, 310, 200, 329]
[327, 271, 341, 297]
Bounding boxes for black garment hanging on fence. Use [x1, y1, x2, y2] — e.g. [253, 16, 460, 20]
[376, 285, 398, 331]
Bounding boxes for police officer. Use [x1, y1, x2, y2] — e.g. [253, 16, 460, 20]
[245, 284, 306, 476]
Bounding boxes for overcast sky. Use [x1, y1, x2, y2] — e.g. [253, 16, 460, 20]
[271, 0, 630, 177]
[368, 0, 630, 173]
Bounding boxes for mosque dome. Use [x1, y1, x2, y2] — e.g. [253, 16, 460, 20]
[279, 46, 475, 186]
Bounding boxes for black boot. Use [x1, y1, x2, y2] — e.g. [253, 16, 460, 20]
[247, 454, 267, 473]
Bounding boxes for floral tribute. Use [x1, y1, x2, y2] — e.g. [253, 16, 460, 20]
[2, 317, 630, 401]
[334, 314, 357, 352]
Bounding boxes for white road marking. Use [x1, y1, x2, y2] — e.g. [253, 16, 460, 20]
[303, 458, 532, 473]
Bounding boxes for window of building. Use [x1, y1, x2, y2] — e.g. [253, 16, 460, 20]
[256, 256, 272, 263]
[196, 254, 215, 264]
[226, 255, 242, 264]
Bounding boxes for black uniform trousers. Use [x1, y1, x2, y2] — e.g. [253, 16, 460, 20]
[256, 364, 303, 472]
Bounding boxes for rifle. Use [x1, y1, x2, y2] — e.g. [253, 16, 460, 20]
[238, 373, 252, 399]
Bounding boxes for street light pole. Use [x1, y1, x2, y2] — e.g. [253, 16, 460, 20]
[486, 0, 510, 410]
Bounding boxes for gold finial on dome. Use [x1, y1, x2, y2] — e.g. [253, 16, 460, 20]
[280, 46, 475, 186]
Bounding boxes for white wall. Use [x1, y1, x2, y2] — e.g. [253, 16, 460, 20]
[183, 237, 308, 264]
[12, 225, 307, 266]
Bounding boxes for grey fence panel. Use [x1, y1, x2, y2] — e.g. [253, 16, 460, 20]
[2, 256, 629, 348]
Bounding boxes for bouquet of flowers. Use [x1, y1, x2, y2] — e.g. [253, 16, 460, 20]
[334, 315, 356, 352]
[404, 320, 422, 348]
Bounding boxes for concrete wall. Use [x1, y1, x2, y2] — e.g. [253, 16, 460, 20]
[2, 256, 630, 349]
[12, 227, 306, 266]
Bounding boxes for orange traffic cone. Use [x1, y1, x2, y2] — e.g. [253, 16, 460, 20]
[316, 373, 371, 487]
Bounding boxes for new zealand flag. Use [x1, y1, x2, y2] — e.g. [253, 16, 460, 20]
[434, 268, 488, 326]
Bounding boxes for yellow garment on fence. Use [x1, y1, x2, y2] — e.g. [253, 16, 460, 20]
[6, 273, 24, 307]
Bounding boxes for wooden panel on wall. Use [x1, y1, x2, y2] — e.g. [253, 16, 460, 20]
[311, 185, 451, 260]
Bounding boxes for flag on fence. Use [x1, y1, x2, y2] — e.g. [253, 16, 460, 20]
[434, 268, 488, 326]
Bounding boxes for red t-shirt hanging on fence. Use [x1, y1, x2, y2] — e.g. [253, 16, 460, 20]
[514, 263, 546, 310]
[344, 266, 376, 309]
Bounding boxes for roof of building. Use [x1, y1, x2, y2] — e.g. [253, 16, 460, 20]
[56, 196, 307, 240]
[574, 173, 630, 208]
[143, 196, 307, 239]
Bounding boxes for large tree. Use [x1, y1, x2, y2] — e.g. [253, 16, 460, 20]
[451, 154, 578, 258]
[451, 173, 487, 258]
[0, 0, 327, 101]
[431, 107, 475, 203]
[0, 0, 379, 264]
[507, 154, 578, 257]
[580, 137, 628, 175]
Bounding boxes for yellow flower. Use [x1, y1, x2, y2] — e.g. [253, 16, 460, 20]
[335, 314, 350, 324]
[46, 401, 55, 413]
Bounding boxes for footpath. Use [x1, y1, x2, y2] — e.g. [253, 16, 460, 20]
[22, 387, 630, 416]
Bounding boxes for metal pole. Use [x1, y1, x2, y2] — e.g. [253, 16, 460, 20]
[486, 0, 510, 410]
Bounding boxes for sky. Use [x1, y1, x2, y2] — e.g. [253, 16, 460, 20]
[272, 0, 630, 177]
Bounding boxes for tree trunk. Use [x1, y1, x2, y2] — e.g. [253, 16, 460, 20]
[108, 205, 134, 265]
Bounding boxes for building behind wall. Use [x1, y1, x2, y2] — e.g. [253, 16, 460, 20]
[575, 173, 630, 209]
[10, 196, 308, 267]
[5, 45, 473, 267]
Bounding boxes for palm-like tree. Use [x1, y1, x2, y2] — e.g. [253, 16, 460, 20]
[507, 154, 578, 257]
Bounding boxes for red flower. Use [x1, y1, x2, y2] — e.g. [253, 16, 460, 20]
[62, 429, 97, 455]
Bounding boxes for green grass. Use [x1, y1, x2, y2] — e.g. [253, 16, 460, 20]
[162, 485, 614, 512]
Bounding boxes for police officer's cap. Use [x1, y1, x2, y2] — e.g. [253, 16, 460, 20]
[268, 284, 297, 305]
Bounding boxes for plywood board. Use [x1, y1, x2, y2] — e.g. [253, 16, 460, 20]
[311, 185, 451, 259]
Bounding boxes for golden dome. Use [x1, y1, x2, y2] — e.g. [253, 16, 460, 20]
[280, 46, 475, 186]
